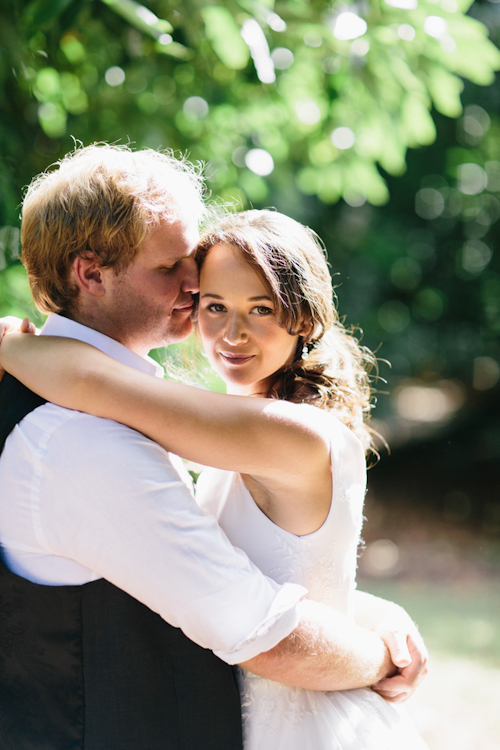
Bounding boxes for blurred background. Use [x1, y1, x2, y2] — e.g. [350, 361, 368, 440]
[1, 1, 499, 745]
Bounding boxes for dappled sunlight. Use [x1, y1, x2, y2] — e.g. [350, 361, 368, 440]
[407, 655, 500, 750]
[395, 380, 466, 423]
[362, 539, 401, 577]
[359, 498, 500, 749]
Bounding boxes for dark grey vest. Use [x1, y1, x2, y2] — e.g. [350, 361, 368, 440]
[0, 373, 242, 750]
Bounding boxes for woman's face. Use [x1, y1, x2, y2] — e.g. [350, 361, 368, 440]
[198, 242, 300, 396]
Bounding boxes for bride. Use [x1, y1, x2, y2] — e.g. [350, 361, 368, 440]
[0, 209, 429, 749]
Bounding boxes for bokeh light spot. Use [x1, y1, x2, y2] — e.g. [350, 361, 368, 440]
[397, 380, 465, 422]
[458, 164, 488, 195]
[295, 99, 322, 126]
[386, 0, 417, 8]
[461, 239, 492, 273]
[398, 24, 416, 41]
[343, 186, 367, 207]
[183, 96, 209, 120]
[473, 357, 500, 390]
[245, 148, 274, 176]
[105, 66, 125, 87]
[351, 39, 370, 56]
[415, 188, 445, 219]
[332, 12, 367, 41]
[378, 300, 410, 333]
[424, 16, 448, 38]
[271, 48, 294, 70]
[365, 540, 400, 576]
[330, 127, 355, 149]
[413, 288, 445, 321]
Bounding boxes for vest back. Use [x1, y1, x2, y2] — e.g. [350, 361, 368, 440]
[0, 374, 242, 750]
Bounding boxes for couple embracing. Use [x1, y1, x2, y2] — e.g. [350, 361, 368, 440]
[0, 144, 429, 749]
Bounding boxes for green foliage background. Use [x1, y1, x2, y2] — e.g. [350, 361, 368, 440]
[1, 0, 500, 529]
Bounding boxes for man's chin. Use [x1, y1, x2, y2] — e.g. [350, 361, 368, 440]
[150, 320, 193, 349]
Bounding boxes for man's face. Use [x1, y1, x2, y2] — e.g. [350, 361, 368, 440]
[101, 217, 200, 354]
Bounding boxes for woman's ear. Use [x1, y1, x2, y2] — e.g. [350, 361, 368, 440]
[298, 320, 313, 340]
[71, 256, 106, 297]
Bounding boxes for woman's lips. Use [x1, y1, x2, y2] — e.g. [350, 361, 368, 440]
[219, 352, 255, 365]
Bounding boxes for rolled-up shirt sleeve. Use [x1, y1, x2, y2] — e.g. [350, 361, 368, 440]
[33, 408, 306, 662]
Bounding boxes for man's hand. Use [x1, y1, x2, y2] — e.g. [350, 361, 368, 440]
[241, 598, 395, 692]
[371, 631, 429, 703]
[352, 590, 429, 703]
[0, 317, 36, 381]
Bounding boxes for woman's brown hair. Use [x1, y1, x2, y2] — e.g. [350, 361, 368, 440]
[198, 209, 377, 452]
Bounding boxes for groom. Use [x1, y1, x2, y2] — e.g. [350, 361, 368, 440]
[0, 144, 426, 749]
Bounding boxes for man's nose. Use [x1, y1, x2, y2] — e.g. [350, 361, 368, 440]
[223, 313, 247, 345]
[180, 256, 200, 295]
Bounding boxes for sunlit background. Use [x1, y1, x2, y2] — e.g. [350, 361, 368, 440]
[1, 1, 500, 746]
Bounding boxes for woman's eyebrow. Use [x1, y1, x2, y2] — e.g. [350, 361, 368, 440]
[200, 294, 273, 301]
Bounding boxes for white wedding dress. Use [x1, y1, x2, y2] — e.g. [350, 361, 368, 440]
[196, 413, 428, 750]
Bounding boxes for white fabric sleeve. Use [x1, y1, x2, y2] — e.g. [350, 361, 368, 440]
[34, 409, 306, 661]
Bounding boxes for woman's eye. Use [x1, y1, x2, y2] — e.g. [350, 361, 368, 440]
[253, 306, 273, 316]
[206, 303, 226, 313]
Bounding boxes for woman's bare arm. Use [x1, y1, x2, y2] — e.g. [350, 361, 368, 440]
[1, 328, 429, 700]
[0, 332, 331, 495]
[0, 317, 36, 381]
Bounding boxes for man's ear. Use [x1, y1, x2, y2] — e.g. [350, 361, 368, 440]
[71, 256, 106, 297]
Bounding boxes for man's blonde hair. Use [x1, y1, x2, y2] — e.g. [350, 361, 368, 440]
[21, 143, 208, 314]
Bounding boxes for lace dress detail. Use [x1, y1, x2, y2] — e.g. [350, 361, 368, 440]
[196, 414, 428, 750]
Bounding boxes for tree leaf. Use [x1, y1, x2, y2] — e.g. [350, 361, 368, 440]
[99, 0, 173, 40]
[400, 94, 436, 147]
[202, 6, 249, 70]
[22, 0, 75, 30]
[426, 66, 463, 118]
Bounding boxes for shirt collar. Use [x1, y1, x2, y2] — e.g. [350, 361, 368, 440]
[41, 314, 165, 379]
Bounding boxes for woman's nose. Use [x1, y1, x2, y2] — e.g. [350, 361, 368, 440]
[223, 313, 247, 345]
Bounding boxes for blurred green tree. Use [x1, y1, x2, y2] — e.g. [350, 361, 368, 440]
[1, 0, 500, 526]
[2, 0, 499, 318]
[2, 0, 499, 223]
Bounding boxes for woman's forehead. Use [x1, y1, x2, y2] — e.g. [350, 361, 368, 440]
[200, 243, 272, 296]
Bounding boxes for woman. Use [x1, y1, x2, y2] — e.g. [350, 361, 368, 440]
[0, 210, 428, 749]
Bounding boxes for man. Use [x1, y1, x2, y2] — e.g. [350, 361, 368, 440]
[0, 144, 426, 749]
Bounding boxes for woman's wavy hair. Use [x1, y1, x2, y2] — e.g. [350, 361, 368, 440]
[197, 209, 377, 453]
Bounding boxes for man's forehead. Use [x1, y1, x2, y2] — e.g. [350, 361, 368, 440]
[182, 217, 201, 249]
[168, 212, 199, 240]
[142, 216, 200, 257]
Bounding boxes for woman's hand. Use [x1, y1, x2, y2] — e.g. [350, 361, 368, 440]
[0, 317, 36, 381]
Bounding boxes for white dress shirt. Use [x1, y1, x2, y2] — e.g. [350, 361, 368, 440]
[0, 314, 305, 664]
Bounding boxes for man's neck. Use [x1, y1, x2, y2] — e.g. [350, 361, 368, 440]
[43, 314, 164, 379]
[61, 310, 149, 357]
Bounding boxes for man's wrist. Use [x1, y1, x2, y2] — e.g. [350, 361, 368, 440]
[242, 602, 397, 692]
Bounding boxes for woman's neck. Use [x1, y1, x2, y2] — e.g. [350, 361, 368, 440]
[226, 379, 271, 399]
